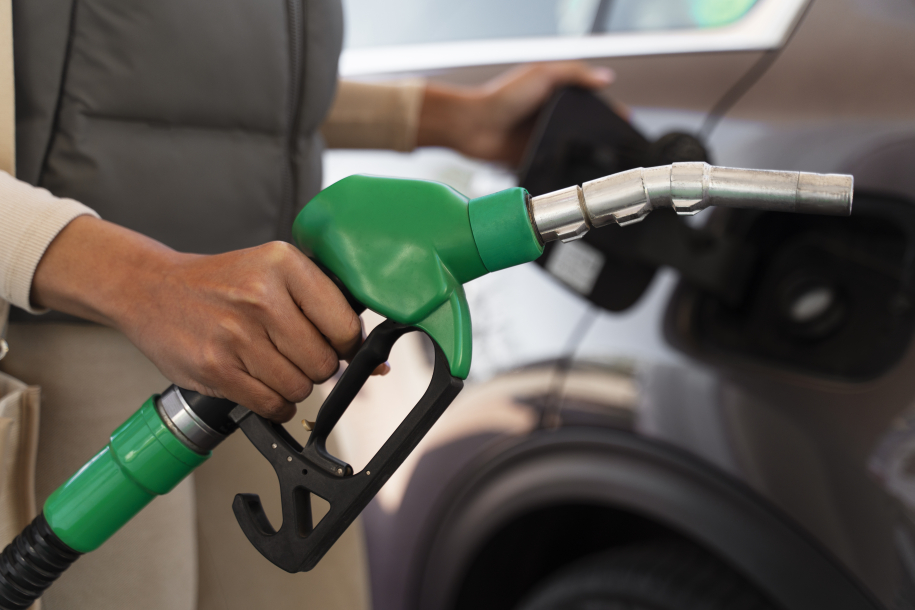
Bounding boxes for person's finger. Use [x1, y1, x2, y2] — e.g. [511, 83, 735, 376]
[282, 250, 363, 358]
[239, 335, 319, 404]
[341, 317, 390, 376]
[489, 62, 615, 126]
[266, 297, 344, 383]
[540, 62, 627, 119]
[208, 370, 297, 422]
[278, 247, 393, 375]
[342, 318, 390, 375]
[580, 65, 615, 88]
[541, 61, 614, 90]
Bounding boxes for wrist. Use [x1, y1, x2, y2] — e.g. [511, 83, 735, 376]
[416, 84, 486, 152]
[101, 241, 190, 337]
[31, 216, 182, 329]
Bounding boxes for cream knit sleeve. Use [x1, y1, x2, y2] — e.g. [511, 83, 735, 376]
[0, 171, 99, 313]
[321, 79, 426, 152]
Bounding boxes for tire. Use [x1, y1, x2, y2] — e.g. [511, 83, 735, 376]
[514, 541, 778, 610]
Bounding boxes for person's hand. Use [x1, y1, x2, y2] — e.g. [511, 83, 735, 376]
[31, 216, 383, 422]
[122, 242, 368, 423]
[417, 62, 614, 167]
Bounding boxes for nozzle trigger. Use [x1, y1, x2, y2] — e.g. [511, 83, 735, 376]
[229, 319, 463, 573]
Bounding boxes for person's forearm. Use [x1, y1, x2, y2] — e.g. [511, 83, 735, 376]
[321, 79, 426, 151]
[31, 215, 182, 330]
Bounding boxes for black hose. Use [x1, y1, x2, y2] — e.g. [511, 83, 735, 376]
[0, 513, 80, 609]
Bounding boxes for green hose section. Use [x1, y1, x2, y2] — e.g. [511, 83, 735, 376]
[42, 397, 209, 553]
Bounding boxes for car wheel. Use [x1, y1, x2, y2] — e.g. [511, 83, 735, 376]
[514, 541, 777, 610]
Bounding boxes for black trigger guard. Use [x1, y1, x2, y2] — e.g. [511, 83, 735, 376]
[229, 319, 464, 573]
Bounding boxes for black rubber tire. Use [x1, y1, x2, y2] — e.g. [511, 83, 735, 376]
[514, 541, 778, 610]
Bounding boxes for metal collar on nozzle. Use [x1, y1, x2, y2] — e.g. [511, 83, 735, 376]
[529, 162, 854, 243]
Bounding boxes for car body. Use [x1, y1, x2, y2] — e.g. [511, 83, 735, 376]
[323, 0, 915, 608]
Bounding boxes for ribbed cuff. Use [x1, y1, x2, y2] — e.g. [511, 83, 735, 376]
[321, 79, 426, 152]
[0, 172, 99, 313]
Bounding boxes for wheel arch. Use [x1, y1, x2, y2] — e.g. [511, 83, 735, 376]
[411, 427, 883, 610]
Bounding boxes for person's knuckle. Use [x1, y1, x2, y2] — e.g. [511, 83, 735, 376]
[262, 241, 299, 266]
[342, 310, 362, 343]
[216, 314, 248, 344]
[315, 349, 340, 382]
[197, 341, 220, 366]
[288, 378, 314, 404]
[236, 277, 272, 308]
[198, 344, 231, 382]
[260, 240, 288, 255]
[259, 396, 288, 420]
[276, 368, 313, 403]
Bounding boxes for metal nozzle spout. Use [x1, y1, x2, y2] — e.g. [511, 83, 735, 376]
[529, 162, 853, 243]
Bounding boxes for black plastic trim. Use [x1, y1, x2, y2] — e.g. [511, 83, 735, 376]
[231, 319, 463, 573]
[177, 388, 238, 436]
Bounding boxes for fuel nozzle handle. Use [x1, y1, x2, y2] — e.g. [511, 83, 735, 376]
[530, 162, 854, 242]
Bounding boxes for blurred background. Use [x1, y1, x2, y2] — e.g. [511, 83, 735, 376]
[314, 1, 915, 609]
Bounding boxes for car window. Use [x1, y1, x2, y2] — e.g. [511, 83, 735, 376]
[343, 0, 558, 49]
[343, 0, 761, 49]
[598, 0, 759, 33]
[339, 0, 802, 76]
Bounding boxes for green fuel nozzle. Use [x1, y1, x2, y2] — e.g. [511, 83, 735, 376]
[293, 164, 852, 380]
[292, 175, 544, 379]
[0, 164, 853, 607]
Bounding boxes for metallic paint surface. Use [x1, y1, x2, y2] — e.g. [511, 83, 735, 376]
[328, 0, 915, 607]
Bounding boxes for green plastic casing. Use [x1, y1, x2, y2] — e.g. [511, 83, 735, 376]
[43, 397, 209, 553]
[293, 175, 543, 379]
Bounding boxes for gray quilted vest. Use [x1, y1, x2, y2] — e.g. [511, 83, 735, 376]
[12, 0, 343, 254]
